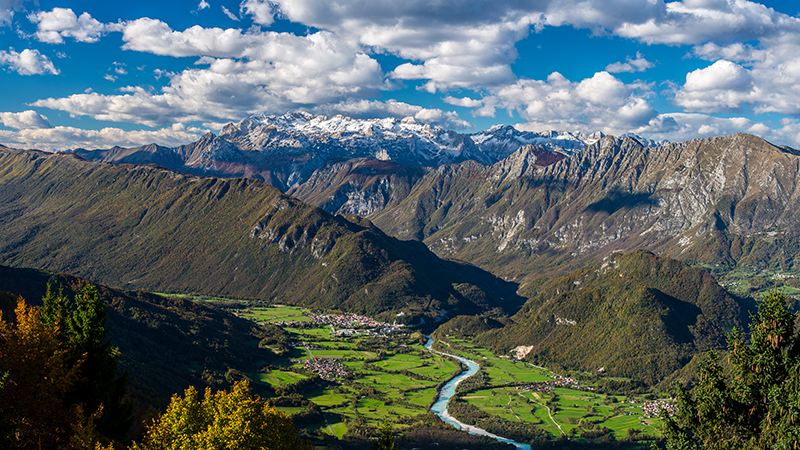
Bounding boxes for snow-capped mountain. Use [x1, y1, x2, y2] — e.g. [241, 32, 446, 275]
[72, 111, 667, 190]
[219, 111, 491, 166]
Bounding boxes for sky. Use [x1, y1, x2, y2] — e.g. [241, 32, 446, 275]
[2, 0, 800, 151]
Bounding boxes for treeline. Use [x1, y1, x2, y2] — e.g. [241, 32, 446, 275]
[446, 398, 548, 445]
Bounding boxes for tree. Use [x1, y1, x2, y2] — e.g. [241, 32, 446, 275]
[41, 284, 133, 442]
[658, 289, 800, 450]
[132, 380, 313, 450]
[0, 298, 82, 449]
[371, 419, 396, 450]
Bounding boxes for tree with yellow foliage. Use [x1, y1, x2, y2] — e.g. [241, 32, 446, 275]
[132, 380, 313, 450]
[0, 299, 82, 449]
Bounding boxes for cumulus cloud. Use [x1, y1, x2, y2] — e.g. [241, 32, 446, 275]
[33, 35, 385, 127]
[482, 71, 657, 135]
[267, 0, 542, 91]
[0, 123, 208, 151]
[240, 0, 274, 26]
[443, 96, 483, 108]
[313, 99, 473, 130]
[28, 8, 122, 44]
[262, 0, 800, 101]
[613, 0, 800, 45]
[0, 48, 59, 75]
[632, 112, 800, 148]
[673, 36, 800, 117]
[0, 110, 52, 129]
[674, 60, 757, 113]
[606, 52, 655, 73]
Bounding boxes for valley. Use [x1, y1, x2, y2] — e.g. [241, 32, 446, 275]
[202, 301, 670, 449]
[2, 122, 800, 449]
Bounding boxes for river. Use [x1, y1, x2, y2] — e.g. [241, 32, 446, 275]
[424, 337, 532, 450]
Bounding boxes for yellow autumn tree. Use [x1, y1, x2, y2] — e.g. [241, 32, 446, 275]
[132, 380, 313, 450]
[0, 299, 82, 449]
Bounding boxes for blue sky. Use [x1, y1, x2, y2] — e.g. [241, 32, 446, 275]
[2, 0, 800, 150]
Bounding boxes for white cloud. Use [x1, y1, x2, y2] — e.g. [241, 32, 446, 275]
[221, 6, 239, 21]
[0, 110, 52, 129]
[198, 0, 210, 11]
[121, 19, 254, 57]
[613, 0, 800, 45]
[674, 60, 758, 113]
[0, 48, 59, 75]
[632, 112, 800, 148]
[33, 38, 384, 127]
[674, 36, 800, 117]
[313, 99, 473, 130]
[483, 71, 657, 135]
[1, 0, 34, 27]
[28, 8, 121, 44]
[240, 0, 274, 26]
[0, 123, 208, 151]
[606, 52, 655, 73]
[24, 23, 380, 127]
[443, 96, 483, 108]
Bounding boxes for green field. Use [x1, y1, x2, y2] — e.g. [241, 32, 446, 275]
[223, 306, 666, 447]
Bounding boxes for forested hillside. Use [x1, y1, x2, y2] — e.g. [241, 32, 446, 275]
[0, 148, 524, 323]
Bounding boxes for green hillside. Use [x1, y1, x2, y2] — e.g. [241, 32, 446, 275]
[477, 250, 751, 385]
[0, 148, 523, 323]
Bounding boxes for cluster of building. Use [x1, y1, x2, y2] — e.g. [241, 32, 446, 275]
[270, 311, 403, 334]
[288, 342, 319, 350]
[307, 312, 385, 328]
[299, 357, 349, 380]
[516, 382, 554, 393]
[516, 374, 588, 392]
[642, 399, 677, 418]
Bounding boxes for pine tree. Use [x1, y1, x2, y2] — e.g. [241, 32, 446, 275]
[41, 284, 133, 442]
[658, 289, 800, 450]
[371, 419, 395, 450]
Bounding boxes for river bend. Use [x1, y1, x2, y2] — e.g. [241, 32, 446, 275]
[424, 337, 532, 450]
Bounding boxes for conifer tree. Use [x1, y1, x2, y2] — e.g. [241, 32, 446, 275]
[371, 419, 396, 450]
[40, 284, 133, 442]
[658, 289, 800, 450]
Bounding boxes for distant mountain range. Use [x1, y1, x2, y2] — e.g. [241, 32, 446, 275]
[71, 111, 665, 191]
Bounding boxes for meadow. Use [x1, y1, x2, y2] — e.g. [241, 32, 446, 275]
[195, 303, 668, 446]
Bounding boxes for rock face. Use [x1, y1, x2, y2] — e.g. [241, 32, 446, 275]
[71, 111, 623, 190]
[291, 133, 800, 289]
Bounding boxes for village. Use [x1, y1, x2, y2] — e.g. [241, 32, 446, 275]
[641, 399, 677, 418]
[296, 357, 350, 380]
[269, 311, 403, 336]
[515, 373, 589, 393]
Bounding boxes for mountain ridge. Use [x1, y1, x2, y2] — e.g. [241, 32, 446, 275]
[0, 147, 524, 323]
[65, 111, 663, 190]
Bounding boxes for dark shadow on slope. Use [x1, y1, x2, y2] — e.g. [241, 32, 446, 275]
[584, 188, 659, 214]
